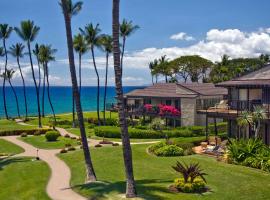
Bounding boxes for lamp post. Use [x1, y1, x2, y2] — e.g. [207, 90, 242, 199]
[36, 149, 40, 160]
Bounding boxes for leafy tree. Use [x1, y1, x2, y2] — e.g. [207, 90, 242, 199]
[120, 19, 139, 77]
[9, 43, 28, 120]
[15, 20, 42, 127]
[100, 34, 113, 125]
[60, 0, 97, 182]
[113, 0, 137, 197]
[0, 24, 12, 119]
[1, 69, 20, 118]
[152, 55, 172, 83]
[38, 44, 57, 126]
[80, 23, 103, 126]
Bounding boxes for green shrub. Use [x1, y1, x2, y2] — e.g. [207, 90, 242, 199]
[112, 143, 119, 146]
[188, 126, 204, 135]
[176, 142, 194, 150]
[65, 143, 72, 147]
[0, 128, 51, 136]
[148, 142, 166, 153]
[67, 146, 76, 151]
[174, 178, 206, 193]
[155, 145, 184, 157]
[60, 149, 67, 154]
[34, 130, 42, 136]
[45, 131, 60, 142]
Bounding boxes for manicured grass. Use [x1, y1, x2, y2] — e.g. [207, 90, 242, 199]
[0, 120, 35, 132]
[28, 111, 118, 127]
[0, 157, 50, 200]
[20, 135, 79, 149]
[59, 144, 270, 200]
[0, 139, 24, 154]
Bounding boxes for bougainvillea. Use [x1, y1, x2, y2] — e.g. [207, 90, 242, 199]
[144, 104, 181, 116]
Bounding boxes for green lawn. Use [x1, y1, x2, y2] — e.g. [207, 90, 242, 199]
[59, 144, 270, 200]
[0, 157, 50, 200]
[20, 135, 79, 149]
[0, 139, 24, 155]
[27, 111, 118, 127]
[0, 120, 35, 132]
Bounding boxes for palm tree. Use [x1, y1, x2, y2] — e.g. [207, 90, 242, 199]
[1, 69, 20, 118]
[60, 0, 97, 182]
[33, 44, 41, 92]
[80, 23, 102, 125]
[119, 19, 139, 77]
[73, 33, 88, 94]
[148, 61, 155, 85]
[0, 24, 12, 119]
[158, 55, 170, 83]
[14, 21, 42, 127]
[100, 34, 113, 125]
[0, 47, 4, 73]
[9, 43, 28, 120]
[112, 0, 137, 197]
[252, 106, 267, 138]
[38, 45, 57, 126]
[237, 111, 253, 139]
[72, 33, 88, 127]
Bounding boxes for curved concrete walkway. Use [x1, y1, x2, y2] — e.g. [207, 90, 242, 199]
[2, 136, 86, 200]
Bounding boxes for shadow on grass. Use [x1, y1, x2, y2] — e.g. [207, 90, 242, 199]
[72, 179, 173, 200]
[0, 157, 27, 171]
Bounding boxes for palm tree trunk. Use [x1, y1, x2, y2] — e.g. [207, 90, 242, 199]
[27, 41, 42, 128]
[17, 57, 28, 120]
[9, 79, 20, 118]
[42, 70, 46, 117]
[91, 47, 100, 126]
[120, 36, 126, 77]
[165, 75, 168, 83]
[61, 0, 97, 182]
[45, 63, 56, 127]
[37, 58, 41, 92]
[113, 0, 137, 197]
[103, 52, 109, 125]
[2, 39, 8, 119]
[79, 52, 82, 95]
[72, 94, 76, 127]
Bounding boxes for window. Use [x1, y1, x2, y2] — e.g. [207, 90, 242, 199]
[166, 100, 172, 105]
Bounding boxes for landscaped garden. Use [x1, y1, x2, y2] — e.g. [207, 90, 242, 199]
[59, 143, 270, 200]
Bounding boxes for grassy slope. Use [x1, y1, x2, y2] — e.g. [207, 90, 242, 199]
[0, 139, 24, 154]
[59, 144, 270, 200]
[0, 157, 50, 200]
[0, 120, 34, 131]
[20, 135, 79, 149]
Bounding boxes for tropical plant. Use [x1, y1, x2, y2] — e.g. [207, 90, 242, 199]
[15, 20, 42, 127]
[148, 118, 165, 131]
[113, 0, 137, 197]
[9, 43, 28, 120]
[172, 161, 207, 183]
[0, 24, 12, 119]
[157, 55, 171, 83]
[1, 69, 20, 118]
[80, 23, 103, 126]
[72, 33, 88, 127]
[252, 106, 267, 138]
[38, 44, 57, 126]
[119, 19, 139, 77]
[237, 110, 253, 138]
[60, 0, 97, 182]
[45, 130, 60, 142]
[32, 44, 41, 91]
[100, 34, 113, 125]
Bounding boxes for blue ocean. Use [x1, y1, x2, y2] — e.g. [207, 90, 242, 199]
[0, 86, 143, 118]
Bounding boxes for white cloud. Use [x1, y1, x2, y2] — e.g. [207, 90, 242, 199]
[170, 32, 195, 41]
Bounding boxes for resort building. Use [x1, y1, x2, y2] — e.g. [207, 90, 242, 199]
[123, 83, 227, 127]
[198, 65, 270, 145]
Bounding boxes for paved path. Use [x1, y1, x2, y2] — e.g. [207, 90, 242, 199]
[2, 136, 86, 200]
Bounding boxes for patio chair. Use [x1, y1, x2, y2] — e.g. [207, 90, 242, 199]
[209, 100, 229, 110]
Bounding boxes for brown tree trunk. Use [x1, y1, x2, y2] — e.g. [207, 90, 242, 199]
[61, 0, 96, 182]
[2, 38, 8, 119]
[112, 0, 137, 197]
[103, 52, 109, 125]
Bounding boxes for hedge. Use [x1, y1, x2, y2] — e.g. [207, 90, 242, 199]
[0, 128, 51, 136]
[94, 122, 227, 139]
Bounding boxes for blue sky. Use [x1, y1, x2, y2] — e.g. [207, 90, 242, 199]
[1, 0, 270, 86]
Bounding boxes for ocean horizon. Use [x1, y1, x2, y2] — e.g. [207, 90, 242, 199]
[0, 86, 144, 118]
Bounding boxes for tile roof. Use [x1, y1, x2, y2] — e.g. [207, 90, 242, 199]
[124, 83, 227, 98]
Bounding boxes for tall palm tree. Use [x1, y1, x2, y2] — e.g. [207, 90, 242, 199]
[33, 44, 41, 92]
[100, 34, 113, 125]
[0, 24, 12, 119]
[60, 0, 97, 182]
[80, 23, 102, 125]
[158, 55, 170, 83]
[237, 111, 253, 139]
[38, 45, 57, 126]
[112, 0, 137, 197]
[14, 21, 42, 127]
[72, 33, 88, 127]
[252, 106, 267, 138]
[9, 43, 28, 120]
[148, 61, 155, 85]
[0, 47, 4, 73]
[119, 19, 139, 77]
[1, 69, 20, 118]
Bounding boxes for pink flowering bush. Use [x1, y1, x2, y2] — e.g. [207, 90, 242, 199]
[144, 104, 153, 111]
[158, 104, 181, 116]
